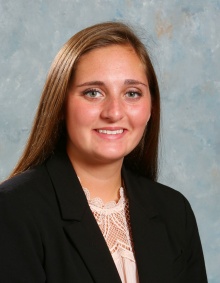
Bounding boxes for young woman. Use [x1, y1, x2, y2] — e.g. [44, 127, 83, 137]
[0, 22, 207, 283]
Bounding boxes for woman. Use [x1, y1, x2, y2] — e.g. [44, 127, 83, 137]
[0, 22, 207, 283]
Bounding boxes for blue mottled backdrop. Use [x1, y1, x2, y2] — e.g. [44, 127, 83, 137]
[0, 0, 219, 281]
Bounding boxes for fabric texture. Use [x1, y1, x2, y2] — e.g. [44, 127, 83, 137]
[83, 187, 139, 283]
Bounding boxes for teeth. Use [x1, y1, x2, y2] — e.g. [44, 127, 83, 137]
[98, 129, 124, 134]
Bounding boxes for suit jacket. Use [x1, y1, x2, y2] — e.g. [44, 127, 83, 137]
[0, 147, 207, 283]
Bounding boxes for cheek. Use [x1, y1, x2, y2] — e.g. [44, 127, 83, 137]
[65, 100, 100, 128]
[128, 104, 151, 127]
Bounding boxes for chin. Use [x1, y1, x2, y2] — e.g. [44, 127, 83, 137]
[93, 151, 126, 163]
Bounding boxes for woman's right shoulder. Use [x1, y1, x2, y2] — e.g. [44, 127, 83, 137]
[0, 163, 59, 235]
[0, 164, 52, 205]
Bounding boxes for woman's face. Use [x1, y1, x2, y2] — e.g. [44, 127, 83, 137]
[66, 44, 151, 165]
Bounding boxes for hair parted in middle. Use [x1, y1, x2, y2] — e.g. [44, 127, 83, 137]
[10, 21, 160, 181]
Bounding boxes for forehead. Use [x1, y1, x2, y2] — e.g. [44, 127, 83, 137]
[72, 44, 147, 83]
[78, 44, 142, 64]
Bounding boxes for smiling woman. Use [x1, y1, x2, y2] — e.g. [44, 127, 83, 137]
[0, 22, 207, 283]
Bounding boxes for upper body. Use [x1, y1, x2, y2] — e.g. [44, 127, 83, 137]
[0, 147, 208, 283]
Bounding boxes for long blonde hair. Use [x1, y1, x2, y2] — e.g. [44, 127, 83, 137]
[9, 21, 160, 180]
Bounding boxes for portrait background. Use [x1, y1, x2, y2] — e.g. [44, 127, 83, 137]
[0, 1, 219, 282]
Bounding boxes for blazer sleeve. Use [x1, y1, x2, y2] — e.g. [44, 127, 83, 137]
[177, 196, 208, 282]
[0, 191, 46, 283]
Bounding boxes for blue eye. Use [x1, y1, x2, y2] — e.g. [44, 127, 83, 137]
[83, 89, 102, 98]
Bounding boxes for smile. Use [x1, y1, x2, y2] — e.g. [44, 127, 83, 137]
[96, 129, 124, 135]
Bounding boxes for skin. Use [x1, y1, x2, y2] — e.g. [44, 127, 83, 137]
[66, 44, 151, 202]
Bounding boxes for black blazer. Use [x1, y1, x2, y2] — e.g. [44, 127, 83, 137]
[0, 148, 207, 283]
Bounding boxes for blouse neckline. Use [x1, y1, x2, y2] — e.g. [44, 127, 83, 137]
[82, 187, 125, 209]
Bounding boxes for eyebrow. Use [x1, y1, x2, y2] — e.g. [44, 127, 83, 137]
[77, 81, 104, 87]
[76, 79, 148, 88]
[124, 79, 148, 87]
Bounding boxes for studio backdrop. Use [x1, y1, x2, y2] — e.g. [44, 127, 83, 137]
[0, 1, 219, 282]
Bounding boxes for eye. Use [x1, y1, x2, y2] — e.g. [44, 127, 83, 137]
[82, 88, 102, 98]
[125, 91, 142, 99]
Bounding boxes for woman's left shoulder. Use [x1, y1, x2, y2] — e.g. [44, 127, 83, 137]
[132, 172, 195, 220]
[148, 178, 190, 207]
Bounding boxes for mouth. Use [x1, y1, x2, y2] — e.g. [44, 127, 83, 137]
[96, 129, 124, 135]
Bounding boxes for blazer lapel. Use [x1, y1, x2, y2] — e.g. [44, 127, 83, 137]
[123, 168, 173, 283]
[63, 209, 122, 283]
[45, 148, 121, 283]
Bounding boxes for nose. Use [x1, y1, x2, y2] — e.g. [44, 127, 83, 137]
[100, 96, 125, 122]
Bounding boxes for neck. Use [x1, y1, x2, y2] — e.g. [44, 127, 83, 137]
[68, 155, 123, 203]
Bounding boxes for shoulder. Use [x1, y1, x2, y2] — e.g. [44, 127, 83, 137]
[124, 168, 194, 226]
[125, 168, 188, 207]
[141, 175, 189, 212]
[145, 174, 193, 217]
[0, 164, 48, 193]
[0, 163, 52, 195]
[0, 164, 56, 220]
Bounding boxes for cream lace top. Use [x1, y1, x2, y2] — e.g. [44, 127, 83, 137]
[83, 187, 139, 283]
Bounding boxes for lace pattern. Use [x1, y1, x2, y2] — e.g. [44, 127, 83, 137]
[83, 187, 134, 258]
[83, 186, 139, 283]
